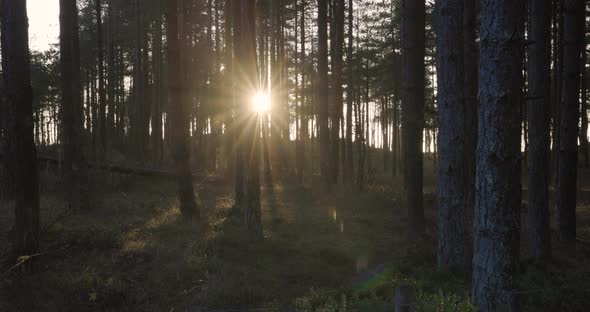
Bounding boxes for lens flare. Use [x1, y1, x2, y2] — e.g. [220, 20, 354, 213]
[252, 92, 271, 113]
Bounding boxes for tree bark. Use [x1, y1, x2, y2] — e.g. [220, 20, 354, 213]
[166, 0, 199, 219]
[556, 0, 584, 242]
[330, 0, 345, 184]
[472, 0, 524, 310]
[60, 0, 91, 211]
[1, 0, 41, 260]
[318, 0, 331, 189]
[526, 0, 552, 262]
[435, 0, 472, 270]
[400, 0, 425, 237]
[240, 0, 263, 241]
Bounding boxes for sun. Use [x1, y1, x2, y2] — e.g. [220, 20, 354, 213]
[252, 92, 271, 113]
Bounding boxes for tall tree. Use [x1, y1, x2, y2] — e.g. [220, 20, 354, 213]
[330, 0, 345, 184]
[435, 0, 472, 270]
[526, 0, 552, 262]
[240, 0, 263, 240]
[556, 0, 584, 242]
[472, 0, 524, 310]
[400, 0, 425, 237]
[345, 0, 354, 184]
[318, 0, 331, 188]
[1, 0, 41, 259]
[96, 0, 106, 159]
[166, 0, 199, 219]
[60, 0, 90, 210]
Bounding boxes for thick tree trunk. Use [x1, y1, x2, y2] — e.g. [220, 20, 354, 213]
[318, 0, 331, 189]
[1, 0, 40, 260]
[435, 0, 472, 270]
[59, 0, 90, 211]
[557, 0, 584, 242]
[401, 0, 425, 237]
[472, 1, 524, 310]
[166, 0, 199, 219]
[526, 0, 552, 262]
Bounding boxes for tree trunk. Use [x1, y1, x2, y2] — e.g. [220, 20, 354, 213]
[96, 0, 106, 160]
[345, 0, 354, 184]
[59, 0, 90, 211]
[240, 0, 263, 241]
[435, 0, 472, 270]
[318, 0, 331, 189]
[526, 0, 552, 262]
[472, 1, 524, 310]
[401, 0, 425, 237]
[166, 0, 199, 219]
[330, 0, 344, 184]
[1, 0, 40, 260]
[556, 0, 584, 242]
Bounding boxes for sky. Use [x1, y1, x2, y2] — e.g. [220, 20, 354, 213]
[27, 0, 60, 52]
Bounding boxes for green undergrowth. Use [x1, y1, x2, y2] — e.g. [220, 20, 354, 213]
[277, 248, 475, 312]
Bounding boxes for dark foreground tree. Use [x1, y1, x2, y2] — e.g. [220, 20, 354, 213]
[1, 0, 41, 259]
[556, 0, 584, 242]
[60, 0, 90, 210]
[526, 0, 552, 261]
[166, 0, 199, 219]
[401, 0, 425, 237]
[435, 0, 472, 270]
[472, 0, 524, 310]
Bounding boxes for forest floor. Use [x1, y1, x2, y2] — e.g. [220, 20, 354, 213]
[1, 168, 590, 311]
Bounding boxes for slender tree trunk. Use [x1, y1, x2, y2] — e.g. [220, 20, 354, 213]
[240, 0, 263, 241]
[318, 0, 331, 189]
[557, 0, 584, 242]
[329, 0, 344, 184]
[472, 1, 524, 310]
[581, 28, 588, 168]
[551, 0, 563, 186]
[435, 0, 472, 270]
[401, 0, 425, 237]
[1, 0, 40, 260]
[96, 0, 106, 160]
[345, 0, 354, 184]
[166, 0, 199, 219]
[526, 0, 552, 262]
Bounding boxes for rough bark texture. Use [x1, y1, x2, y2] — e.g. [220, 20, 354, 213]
[401, 0, 425, 237]
[59, 0, 90, 211]
[472, 1, 524, 310]
[463, 0, 478, 215]
[318, 0, 331, 189]
[166, 0, 199, 219]
[557, 0, 584, 242]
[526, 0, 552, 261]
[435, 0, 472, 270]
[1, 0, 41, 259]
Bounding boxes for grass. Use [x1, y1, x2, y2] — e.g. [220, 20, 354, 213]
[1, 169, 590, 311]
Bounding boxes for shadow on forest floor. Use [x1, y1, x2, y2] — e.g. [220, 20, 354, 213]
[1, 170, 590, 311]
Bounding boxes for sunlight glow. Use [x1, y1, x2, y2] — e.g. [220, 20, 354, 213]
[252, 92, 271, 113]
